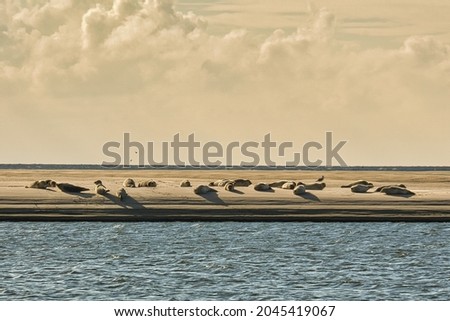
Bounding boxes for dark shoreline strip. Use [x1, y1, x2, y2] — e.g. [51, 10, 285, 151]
[1, 208, 450, 222]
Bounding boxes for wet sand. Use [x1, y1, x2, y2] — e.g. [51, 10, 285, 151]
[0, 170, 449, 222]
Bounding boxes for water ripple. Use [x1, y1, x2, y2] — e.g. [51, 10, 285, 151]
[0, 221, 449, 300]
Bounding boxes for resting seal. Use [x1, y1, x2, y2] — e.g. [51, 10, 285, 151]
[293, 184, 306, 195]
[302, 182, 326, 190]
[194, 185, 217, 195]
[281, 182, 296, 190]
[209, 179, 232, 187]
[254, 183, 273, 191]
[351, 184, 373, 193]
[138, 180, 157, 187]
[180, 180, 191, 187]
[233, 179, 252, 187]
[380, 186, 415, 196]
[123, 178, 136, 188]
[224, 181, 235, 191]
[26, 180, 57, 189]
[374, 184, 406, 192]
[341, 180, 373, 188]
[116, 188, 127, 201]
[268, 180, 292, 188]
[94, 180, 109, 195]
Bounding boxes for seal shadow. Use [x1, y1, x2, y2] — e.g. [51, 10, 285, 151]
[61, 191, 96, 198]
[102, 193, 128, 209]
[122, 195, 147, 209]
[229, 189, 245, 195]
[255, 189, 275, 193]
[295, 192, 321, 202]
[197, 192, 228, 206]
[100, 192, 147, 209]
[384, 194, 415, 198]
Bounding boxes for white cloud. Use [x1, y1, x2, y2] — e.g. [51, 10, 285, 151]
[402, 36, 449, 64]
[1, 0, 450, 164]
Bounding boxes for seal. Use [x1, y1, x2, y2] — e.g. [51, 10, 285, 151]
[341, 180, 373, 188]
[94, 180, 109, 195]
[209, 179, 232, 187]
[26, 180, 56, 189]
[233, 179, 252, 187]
[138, 180, 157, 187]
[123, 178, 136, 188]
[380, 186, 415, 196]
[302, 182, 326, 190]
[224, 181, 235, 191]
[281, 182, 296, 190]
[56, 183, 89, 193]
[180, 180, 191, 187]
[116, 187, 127, 201]
[269, 180, 292, 188]
[254, 183, 273, 191]
[374, 184, 406, 192]
[46, 180, 57, 188]
[351, 184, 373, 193]
[194, 185, 217, 195]
[293, 184, 306, 195]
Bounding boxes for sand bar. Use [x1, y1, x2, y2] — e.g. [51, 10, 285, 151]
[0, 170, 449, 222]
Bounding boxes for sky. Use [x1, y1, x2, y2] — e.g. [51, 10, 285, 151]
[1, 0, 450, 166]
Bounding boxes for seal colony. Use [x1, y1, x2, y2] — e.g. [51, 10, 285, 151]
[23, 176, 417, 198]
[2, 169, 448, 222]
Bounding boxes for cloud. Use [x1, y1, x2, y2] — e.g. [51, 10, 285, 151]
[2, 0, 449, 99]
[402, 35, 449, 64]
[1, 0, 450, 164]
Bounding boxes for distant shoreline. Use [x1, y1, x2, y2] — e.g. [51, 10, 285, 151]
[1, 164, 450, 171]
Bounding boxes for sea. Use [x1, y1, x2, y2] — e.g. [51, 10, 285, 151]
[1, 221, 449, 300]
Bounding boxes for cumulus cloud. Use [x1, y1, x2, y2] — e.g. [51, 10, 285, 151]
[0, 0, 213, 95]
[402, 35, 449, 63]
[1, 0, 450, 164]
[2, 0, 449, 98]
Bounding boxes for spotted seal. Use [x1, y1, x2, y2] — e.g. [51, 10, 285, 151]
[302, 182, 326, 190]
[194, 185, 217, 195]
[293, 184, 306, 195]
[281, 182, 296, 190]
[180, 180, 191, 187]
[254, 183, 273, 191]
[26, 179, 57, 189]
[374, 184, 407, 192]
[138, 180, 157, 187]
[94, 180, 109, 195]
[380, 186, 415, 196]
[268, 180, 292, 188]
[224, 181, 235, 191]
[341, 180, 373, 188]
[116, 187, 127, 201]
[209, 179, 232, 187]
[233, 179, 252, 187]
[351, 184, 373, 193]
[123, 178, 136, 188]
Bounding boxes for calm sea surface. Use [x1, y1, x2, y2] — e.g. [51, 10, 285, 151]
[0, 222, 449, 300]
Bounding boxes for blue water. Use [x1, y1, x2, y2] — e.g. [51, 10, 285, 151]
[0, 222, 449, 300]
